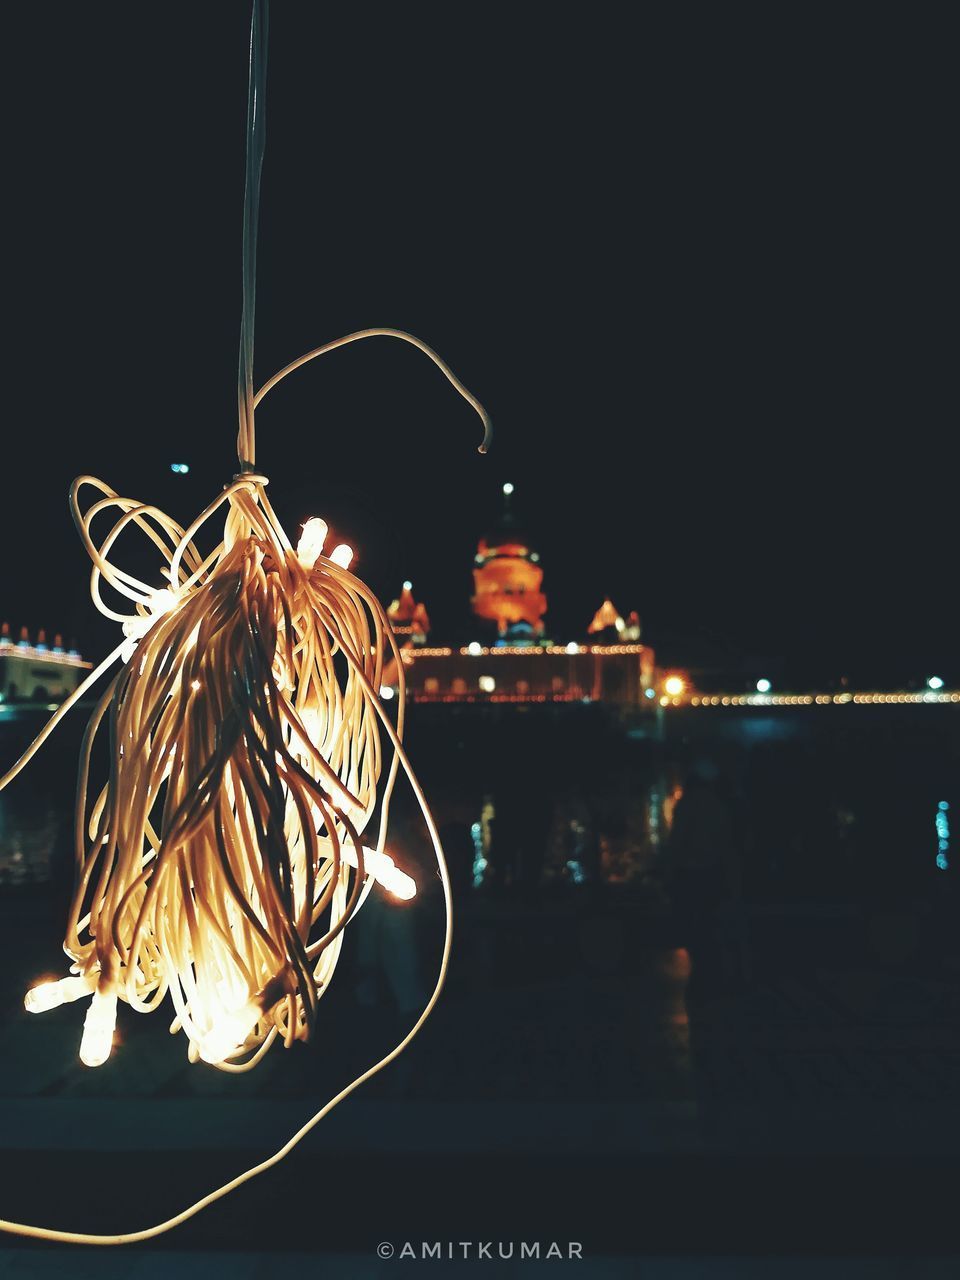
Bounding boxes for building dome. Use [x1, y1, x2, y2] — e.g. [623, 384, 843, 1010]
[471, 484, 547, 642]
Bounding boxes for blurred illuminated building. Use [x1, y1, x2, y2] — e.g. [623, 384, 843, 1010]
[0, 625, 90, 705]
[587, 599, 642, 644]
[387, 581, 430, 646]
[384, 485, 655, 709]
[471, 483, 547, 646]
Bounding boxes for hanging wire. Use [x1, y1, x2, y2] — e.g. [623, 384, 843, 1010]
[0, 0, 492, 1244]
[237, 0, 269, 470]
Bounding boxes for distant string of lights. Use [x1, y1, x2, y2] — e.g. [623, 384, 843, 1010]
[688, 691, 958, 707]
[454, 644, 648, 657]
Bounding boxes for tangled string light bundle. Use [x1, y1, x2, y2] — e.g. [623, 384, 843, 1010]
[0, 0, 489, 1245]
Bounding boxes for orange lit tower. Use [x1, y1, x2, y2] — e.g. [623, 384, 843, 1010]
[387, 580, 430, 645]
[471, 483, 547, 644]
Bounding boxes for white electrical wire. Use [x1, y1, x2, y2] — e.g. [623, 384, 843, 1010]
[0, 0, 490, 1242]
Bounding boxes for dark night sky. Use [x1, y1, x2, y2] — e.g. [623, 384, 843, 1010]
[1, 3, 954, 688]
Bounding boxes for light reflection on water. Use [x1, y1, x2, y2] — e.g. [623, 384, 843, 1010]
[0, 703, 955, 900]
[0, 804, 59, 886]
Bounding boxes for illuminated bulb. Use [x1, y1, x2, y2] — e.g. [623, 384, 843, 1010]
[79, 988, 118, 1068]
[927, 676, 944, 690]
[149, 588, 177, 617]
[0, 0, 493, 1238]
[664, 675, 685, 697]
[402, 580, 413, 591]
[467, 642, 483, 656]
[24, 974, 95, 1014]
[379, 684, 395, 701]
[297, 517, 328, 568]
[756, 678, 772, 694]
[198, 999, 260, 1065]
[565, 642, 580, 655]
[332, 843, 417, 899]
[381, 865, 417, 901]
[190, 679, 202, 691]
[503, 482, 514, 496]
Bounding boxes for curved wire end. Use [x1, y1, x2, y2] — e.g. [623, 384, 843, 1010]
[255, 328, 494, 463]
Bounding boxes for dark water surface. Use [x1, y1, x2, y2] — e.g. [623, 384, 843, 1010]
[0, 701, 957, 1258]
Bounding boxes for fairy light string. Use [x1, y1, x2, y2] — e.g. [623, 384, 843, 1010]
[0, 0, 489, 1244]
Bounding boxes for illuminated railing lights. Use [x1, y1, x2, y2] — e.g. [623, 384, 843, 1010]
[684, 688, 957, 708]
[0, 645, 91, 670]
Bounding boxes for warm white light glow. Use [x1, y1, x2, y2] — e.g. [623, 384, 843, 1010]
[332, 842, 417, 899]
[565, 641, 580, 655]
[198, 1000, 260, 1065]
[467, 641, 483, 656]
[79, 989, 117, 1068]
[0, 0, 492, 1236]
[479, 675, 496, 692]
[2, 470, 440, 1076]
[664, 675, 686, 697]
[381, 865, 417, 900]
[24, 974, 94, 1014]
[297, 517, 328, 568]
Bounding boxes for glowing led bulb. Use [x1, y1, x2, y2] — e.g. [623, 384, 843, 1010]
[330, 543, 354, 570]
[663, 675, 685, 697]
[403, 580, 413, 591]
[927, 676, 944, 690]
[297, 517, 328, 568]
[79, 988, 118, 1068]
[149, 588, 178, 617]
[198, 1000, 260, 1065]
[379, 684, 395, 701]
[756, 678, 772, 694]
[467, 642, 483, 656]
[24, 974, 95, 1014]
[503, 482, 514, 495]
[381, 865, 417, 900]
[333, 844, 417, 899]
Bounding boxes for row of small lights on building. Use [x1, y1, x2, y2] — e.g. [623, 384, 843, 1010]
[0, 630, 89, 668]
[402, 643, 648, 659]
[656, 675, 954, 708]
[381, 661, 954, 706]
[688, 691, 960, 707]
[460, 642, 646, 657]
